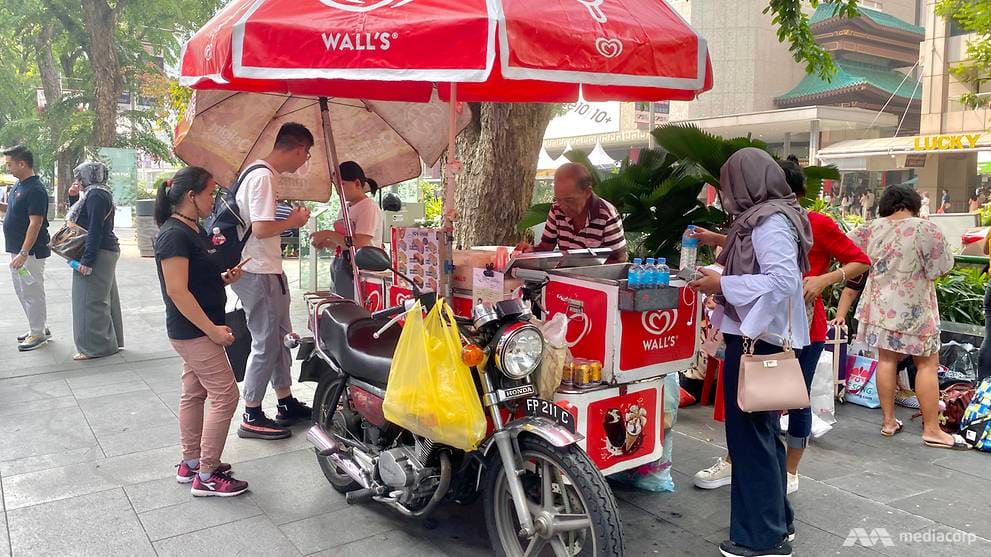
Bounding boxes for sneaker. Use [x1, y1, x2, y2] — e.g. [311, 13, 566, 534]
[275, 396, 313, 426]
[17, 334, 48, 352]
[694, 456, 732, 489]
[17, 328, 51, 342]
[787, 524, 795, 543]
[238, 412, 292, 440]
[719, 540, 793, 557]
[787, 472, 799, 495]
[190, 470, 249, 497]
[175, 461, 233, 484]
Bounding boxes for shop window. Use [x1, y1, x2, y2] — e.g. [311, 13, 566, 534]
[950, 19, 970, 37]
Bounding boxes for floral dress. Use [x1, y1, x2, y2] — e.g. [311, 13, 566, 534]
[849, 217, 953, 356]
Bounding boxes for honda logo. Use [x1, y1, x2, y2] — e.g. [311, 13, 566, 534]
[320, 0, 415, 13]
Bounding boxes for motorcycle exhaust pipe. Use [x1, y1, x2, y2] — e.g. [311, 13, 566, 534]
[306, 424, 339, 456]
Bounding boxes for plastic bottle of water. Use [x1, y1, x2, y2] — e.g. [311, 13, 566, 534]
[211, 226, 227, 246]
[680, 225, 699, 275]
[656, 257, 671, 286]
[644, 258, 658, 289]
[17, 266, 35, 286]
[628, 258, 643, 289]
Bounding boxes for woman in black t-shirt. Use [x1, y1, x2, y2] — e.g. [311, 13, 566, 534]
[154, 166, 249, 497]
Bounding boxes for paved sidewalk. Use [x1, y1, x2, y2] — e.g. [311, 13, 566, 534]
[0, 244, 989, 556]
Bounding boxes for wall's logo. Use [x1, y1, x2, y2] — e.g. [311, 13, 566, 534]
[642, 310, 677, 336]
[843, 528, 895, 548]
[320, 0, 415, 13]
[595, 38, 623, 59]
[577, 0, 607, 23]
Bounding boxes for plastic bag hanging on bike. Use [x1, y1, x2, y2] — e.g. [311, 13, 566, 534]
[382, 299, 487, 451]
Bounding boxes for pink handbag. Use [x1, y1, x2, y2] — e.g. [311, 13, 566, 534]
[737, 299, 811, 413]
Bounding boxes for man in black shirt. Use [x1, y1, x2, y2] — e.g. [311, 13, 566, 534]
[2, 145, 52, 351]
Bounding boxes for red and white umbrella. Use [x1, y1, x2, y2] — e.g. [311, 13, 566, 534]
[180, 0, 711, 102]
[178, 0, 712, 301]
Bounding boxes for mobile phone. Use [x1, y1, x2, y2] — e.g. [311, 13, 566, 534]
[232, 257, 252, 271]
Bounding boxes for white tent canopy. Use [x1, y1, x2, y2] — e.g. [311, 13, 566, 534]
[588, 142, 616, 168]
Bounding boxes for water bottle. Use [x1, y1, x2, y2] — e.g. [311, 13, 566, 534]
[211, 226, 227, 246]
[680, 225, 699, 274]
[628, 258, 643, 289]
[656, 257, 671, 286]
[17, 266, 35, 286]
[68, 260, 81, 271]
[644, 258, 658, 288]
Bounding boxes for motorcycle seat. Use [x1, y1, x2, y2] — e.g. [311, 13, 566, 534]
[319, 302, 399, 387]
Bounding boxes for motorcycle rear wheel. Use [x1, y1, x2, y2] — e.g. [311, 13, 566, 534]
[483, 436, 624, 557]
[312, 376, 362, 494]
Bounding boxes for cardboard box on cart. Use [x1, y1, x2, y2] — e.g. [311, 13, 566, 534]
[553, 376, 668, 475]
[543, 264, 701, 384]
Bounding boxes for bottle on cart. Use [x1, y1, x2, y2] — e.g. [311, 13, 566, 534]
[644, 258, 658, 288]
[680, 225, 699, 275]
[628, 258, 644, 289]
[211, 226, 227, 246]
[656, 257, 671, 286]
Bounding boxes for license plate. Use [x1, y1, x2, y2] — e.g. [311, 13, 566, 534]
[524, 398, 577, 434]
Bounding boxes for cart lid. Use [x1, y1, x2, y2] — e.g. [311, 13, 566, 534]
[559, 248, 612, 268]
[504, 252, 563, 273]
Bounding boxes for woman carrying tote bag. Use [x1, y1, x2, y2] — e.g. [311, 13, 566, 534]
[68, 162, 123, 360]
[689, 148, 812, 557]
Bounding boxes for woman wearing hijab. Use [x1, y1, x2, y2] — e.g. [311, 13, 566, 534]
[689, 148, 811, 557]
[68, 161, 123, 360]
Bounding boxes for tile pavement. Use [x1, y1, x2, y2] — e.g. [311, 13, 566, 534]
[0, 244, 988, 556]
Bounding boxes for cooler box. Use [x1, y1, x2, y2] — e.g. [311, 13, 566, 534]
[554, 377, 667, 475]
[544, 264, 700, 383]
[358, 271, 391, 313]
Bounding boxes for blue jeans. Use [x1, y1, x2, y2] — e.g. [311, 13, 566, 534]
[786, 341, 825, 448]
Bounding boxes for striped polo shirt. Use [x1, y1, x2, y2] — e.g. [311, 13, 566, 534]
[541, 195, 626, 252]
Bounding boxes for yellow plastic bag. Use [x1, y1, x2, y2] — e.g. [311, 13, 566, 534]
[382, 299, 487, 450]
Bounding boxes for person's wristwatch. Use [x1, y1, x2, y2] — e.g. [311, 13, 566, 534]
[18, 250, 28, 257]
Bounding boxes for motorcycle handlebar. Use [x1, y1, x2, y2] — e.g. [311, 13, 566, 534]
[370, 290, 438, 321]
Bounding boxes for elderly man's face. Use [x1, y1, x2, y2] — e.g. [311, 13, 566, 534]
[554, 173, 591, 217]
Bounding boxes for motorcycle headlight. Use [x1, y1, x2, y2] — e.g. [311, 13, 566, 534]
[494, 323, 543, 380]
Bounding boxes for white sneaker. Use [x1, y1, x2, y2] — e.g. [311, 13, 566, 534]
[787, 472, 799, 494]
[694, 457, 732, 489]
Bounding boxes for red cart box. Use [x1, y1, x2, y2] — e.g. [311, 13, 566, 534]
[358, 271, 391, 313]
[554, 377, 667, 475]
[544, 264, 700, 384]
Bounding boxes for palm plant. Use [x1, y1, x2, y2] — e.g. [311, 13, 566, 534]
[518, 124, 840, 265]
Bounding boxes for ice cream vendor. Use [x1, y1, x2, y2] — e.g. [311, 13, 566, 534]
[519, 163, 628, 264]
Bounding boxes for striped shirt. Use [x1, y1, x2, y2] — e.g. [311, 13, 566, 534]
[541, 195, 626, 253]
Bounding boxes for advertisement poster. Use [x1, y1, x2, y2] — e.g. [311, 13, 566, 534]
[391, 227, 443, 292]
[544, 101, 621, 140]
[97, 147, 138, 205]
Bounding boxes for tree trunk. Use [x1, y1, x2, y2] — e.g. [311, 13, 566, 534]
[34, 23, 74, 212]
[81, 0, 124, 147]
[454, 103, 554, 248]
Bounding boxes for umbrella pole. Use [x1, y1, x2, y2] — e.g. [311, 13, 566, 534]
[319, 96, 363, 303]
[444, 83, 457, 230]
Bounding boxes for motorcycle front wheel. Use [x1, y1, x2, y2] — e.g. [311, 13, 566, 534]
[483, 436, 624, 557]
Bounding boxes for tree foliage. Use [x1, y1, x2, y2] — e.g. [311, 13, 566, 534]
[766, 0, 860, 80]
[936, 0, 991, 108]
[0, 0, 222, 203]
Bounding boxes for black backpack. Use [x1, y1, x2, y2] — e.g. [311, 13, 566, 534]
[205, 163, 270, 270]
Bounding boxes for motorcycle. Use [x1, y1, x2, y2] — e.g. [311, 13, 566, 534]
[285, 246, 624, 556]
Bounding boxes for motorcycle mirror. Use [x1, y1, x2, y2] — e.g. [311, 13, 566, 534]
[354, 246, 392, 272]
